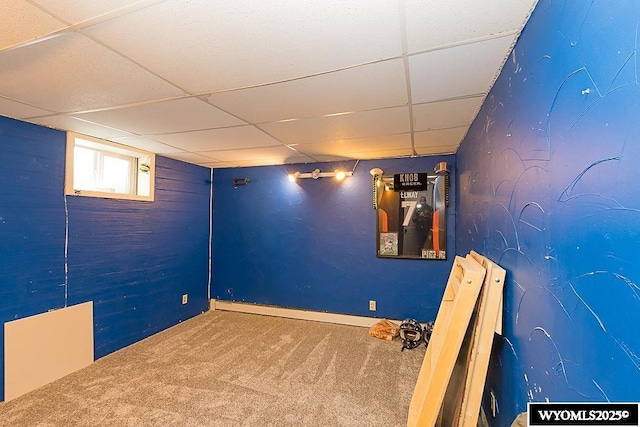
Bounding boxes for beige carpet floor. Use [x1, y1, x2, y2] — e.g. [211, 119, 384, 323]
[0, 310, 426, 426]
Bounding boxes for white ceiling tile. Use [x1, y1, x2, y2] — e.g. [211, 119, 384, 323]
[30, 0, 149, 24]
[409, 35, 516, 104]
[413, 127, 468, 153]
[209, 60, 408, 123]
[0, 0, 67, 50]
[404, 0, 536, 53]
[0, 97, 53, 119]
[0, 32, 182, 112]
[301, 155, 347, 163]
[258, 106, 410, 145]
[0, 1, 535, 169]
[83, 0, 404, 93]
[313, 148, 412, 162]
[109, 136, 183, 154]
[74, 98, 246, 135]
[199, 146, 312, 166]
[151, 126, 283, 152]
[201, 161, 232, 168]
[414, 145, 458, 156]
[413, 97, 484, 131]
[293, 133, 412, 158]
[29, 115, 132, 139]
[229, 157, 315, 168]
[161, 152, 214, 165]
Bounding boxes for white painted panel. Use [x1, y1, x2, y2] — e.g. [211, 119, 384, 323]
[0, 0, 67, 50]
[152, 126, 283, 152]
[258, 106, 410, 145]
[413, 97, 484, 131]
[209, 60, 407, 123]
[29, 115, 133, 139]
[404, 0, 537, 53]
[4, 302, 94, 401]
[83, 0, 403, 93]
[413, 127, 468, 153]
[0, 32, 182, 112]
[75, 98, 246, 135]
[409, 35, 516, 104]
[31, 0, 148, 24]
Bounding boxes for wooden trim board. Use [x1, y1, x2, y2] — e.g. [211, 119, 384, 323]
[432, 252, 506, 427]
[407, 256, 486, 427]
[457, 252, 505, 426]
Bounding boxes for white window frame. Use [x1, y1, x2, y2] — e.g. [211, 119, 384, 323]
[65, 132, 155, 202]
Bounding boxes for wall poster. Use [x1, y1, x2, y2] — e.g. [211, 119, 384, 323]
[373, 164, 448, 260]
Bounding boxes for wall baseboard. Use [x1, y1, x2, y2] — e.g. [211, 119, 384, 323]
[210, 299, 390, 328]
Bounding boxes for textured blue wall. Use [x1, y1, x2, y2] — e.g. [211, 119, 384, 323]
[0, 116, 210, 401]
[0, 117, 66, 402]
[212, 156, 455, 321]
[67, 156, 211, 358]
[456, 1, 640, 425]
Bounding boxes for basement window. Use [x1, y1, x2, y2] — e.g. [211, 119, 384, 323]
[65, 133, 155, 201]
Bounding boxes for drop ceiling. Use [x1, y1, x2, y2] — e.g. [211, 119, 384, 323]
[0, 0, 537, 168]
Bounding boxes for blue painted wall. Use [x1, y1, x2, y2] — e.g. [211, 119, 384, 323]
[456, 1, 640, 424]
[0, 117, 66, 403]
[212, 156, 455, 322]
[0, 116, 210, 401]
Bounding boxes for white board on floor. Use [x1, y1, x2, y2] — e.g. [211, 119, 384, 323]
[4, 301, 94, 401]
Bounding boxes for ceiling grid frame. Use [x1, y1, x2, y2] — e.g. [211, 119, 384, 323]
[0, 0, 538, 168]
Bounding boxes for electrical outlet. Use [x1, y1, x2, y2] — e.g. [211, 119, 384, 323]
[182, 294, 188, 305]
[369, 300, 376, 311]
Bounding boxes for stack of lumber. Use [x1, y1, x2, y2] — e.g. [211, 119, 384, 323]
[407, 251, 505, 427]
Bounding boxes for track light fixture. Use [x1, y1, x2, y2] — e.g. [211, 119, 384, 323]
[369, 167, 383, 176]
[287, 168, 353, 182]
[369, 166, 394, 191]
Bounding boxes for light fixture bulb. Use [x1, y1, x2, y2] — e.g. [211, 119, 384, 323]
[335, 170, 346, 181]
[369, 167, 383, 176]
[288, 171, 300, 182]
